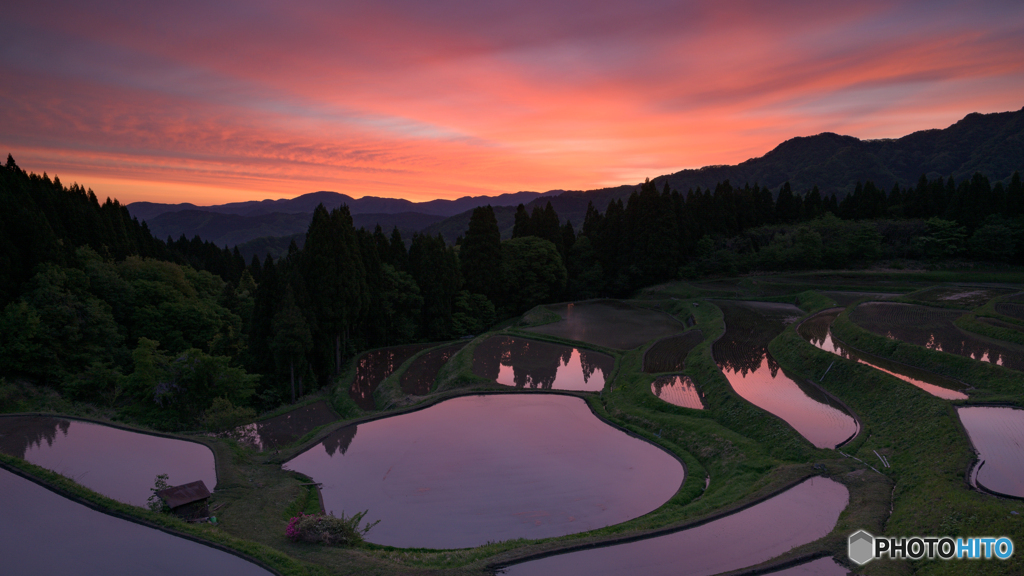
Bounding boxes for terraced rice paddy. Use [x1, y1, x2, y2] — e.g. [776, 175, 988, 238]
[224, 400, 337, 451]
[0, 468, 273, 576]
[850, 302, 1024, 370]
[995, 302, 1024, 321]
[908, 286, 1016, 308]
[283, 394, 684, 548]
[651, 375, 704, 409]
[525, 300, 683, 350]
[979, 317, 1024, 333]
[502, 476, 848, 576]
[714, 301, 858, 449]
[819, 291, 898, 307]
[400, 342, 466, 395]
[958, 406, 1024, 499]
[799, 310, 967, 400]
[643, 330, 704, 373]
[0, 416, 215, 506]
[473, 336, 614, 392]
[350, 343, 435, 409]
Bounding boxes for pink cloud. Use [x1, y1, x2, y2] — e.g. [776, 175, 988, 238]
[2, 0, 1022, 205]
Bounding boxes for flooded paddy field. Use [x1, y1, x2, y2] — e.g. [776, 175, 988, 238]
[525, 300, 684, 350]
[400, 342, 466, 395]
[473, 336, 614, 392]
[0, 416, 215, 506]
[819, 290, 898, 307]
[223, 400, 337, 451]
[502, 476, 848, 576]
[643, 331, 704, 373]
[907, 286, 1016, 308]
[850, 302, 1024, 370]
[350, 343, 435, 409]
[958, 406, 1024, 499]
[651, 375, 704, 410]
[0, 468, 272, 576]
[979, 316, 1024, 334]
[283, 394, 684, 549]
[714, 301, 858, 449]
[995, 302, 1024, 321]
[799, 310, 967, 400]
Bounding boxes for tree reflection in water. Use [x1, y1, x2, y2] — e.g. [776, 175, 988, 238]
[472, 336, 613, 392]
[0, 416, 71, 460]
[349, 343, 434, 409]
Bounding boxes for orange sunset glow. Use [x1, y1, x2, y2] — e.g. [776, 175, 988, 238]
[2, 0, 1023, 205]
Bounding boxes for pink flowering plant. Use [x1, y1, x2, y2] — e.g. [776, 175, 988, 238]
[285, 510, 379, 546]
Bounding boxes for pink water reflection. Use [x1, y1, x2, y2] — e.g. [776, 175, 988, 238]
[0, 416, 215, 506]
[504, 477, 848, 576]
[804, 320, 967, 401]
[651, 376, 704, 410]
[720, 358, 857, 449]
[283, 394, 683, 548]
[958, 406, 1024, 499]
[0, 469, 271, 576]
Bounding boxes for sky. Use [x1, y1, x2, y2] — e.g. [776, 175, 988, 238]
[2, 0, 1023, 205]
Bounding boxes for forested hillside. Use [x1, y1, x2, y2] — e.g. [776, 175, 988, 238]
[2, 150, 1022, 434]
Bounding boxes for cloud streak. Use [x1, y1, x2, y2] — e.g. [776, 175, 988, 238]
[2, 0, 1022, 204]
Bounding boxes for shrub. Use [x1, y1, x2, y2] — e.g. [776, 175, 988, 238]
[284, 511, 379, 546]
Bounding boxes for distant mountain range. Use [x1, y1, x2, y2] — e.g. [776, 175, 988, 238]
[130, 106, 1024, 252]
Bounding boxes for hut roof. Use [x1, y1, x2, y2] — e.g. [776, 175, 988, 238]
[156, 480, 211, 509]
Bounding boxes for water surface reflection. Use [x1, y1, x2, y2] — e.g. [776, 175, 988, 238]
[400, 342, 466, 395]
[851, 302, 1024, 371]
[0, 416, 216, 506]
[283, 394, 683, 548]
[0, 468, 272, 576]
[714, 301, 857, 449]
[651, 376, 704, 410]
[526, 300, 683, 350]
[224, 400, 337, 451]
[350, 343, 434, 409]
[473, 336, 613, 392]
[503, 476, 848, 576]
[958, 406, 1024, 499]
[799, 310, 967, 400]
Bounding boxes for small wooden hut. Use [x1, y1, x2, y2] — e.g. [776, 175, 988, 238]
[155, 480, 211, 521]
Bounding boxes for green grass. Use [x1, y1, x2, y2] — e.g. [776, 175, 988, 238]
[769, 322, 1024, 576]
[831, 309, 1024, 402]
[8, 273, 1024, 575]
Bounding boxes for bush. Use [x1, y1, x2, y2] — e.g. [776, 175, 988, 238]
[284, 511, 379, 546]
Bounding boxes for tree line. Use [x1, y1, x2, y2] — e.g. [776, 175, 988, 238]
[2, 151, 1022, 430]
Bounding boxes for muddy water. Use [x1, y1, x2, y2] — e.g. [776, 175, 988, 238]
[224, 400, 337, 451]
[651, 376, 704, 410]
[0, 468, 273, 576]
[350, 343, 435, 409]
[714, 301, 858, 449]
[526, 300, 683, 350]
[400, 342, 466, 395]
[0, 416, 215, 506]
[957, 406, 1024, 499]
[850, 302, 1024, 371]
[799, 311, 967, 400]
[283, 394, 684, 548]
[503, 477, 848, 576]
[473, 336, 614, 392]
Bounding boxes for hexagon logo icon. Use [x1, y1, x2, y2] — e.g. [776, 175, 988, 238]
[849, 530, 874, 565]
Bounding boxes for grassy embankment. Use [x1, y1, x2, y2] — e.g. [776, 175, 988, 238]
[830, 308, 1023, 403]
[771, 300, 1024, 576]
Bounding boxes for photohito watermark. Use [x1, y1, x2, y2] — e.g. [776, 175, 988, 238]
[849, 530, 1013, 565]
